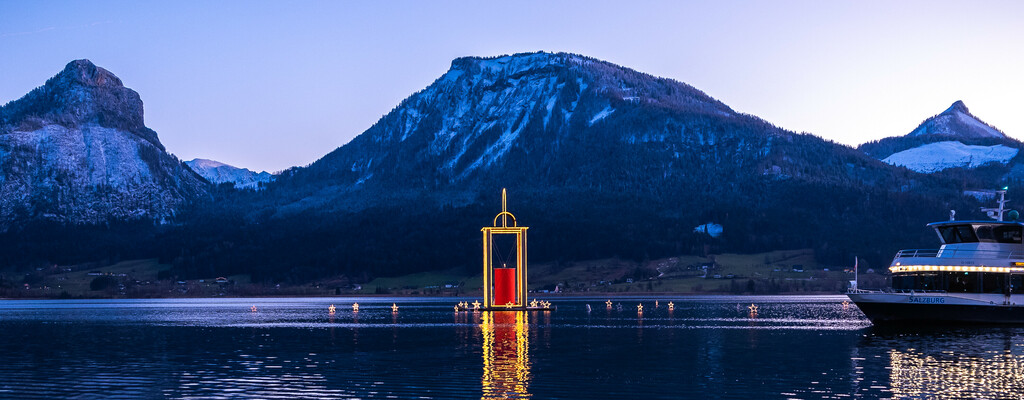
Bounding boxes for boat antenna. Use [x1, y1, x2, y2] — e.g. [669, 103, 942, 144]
[981, 188, 1010, 221]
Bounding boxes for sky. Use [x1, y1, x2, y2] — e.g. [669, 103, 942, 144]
[2, 1, 1023, 173]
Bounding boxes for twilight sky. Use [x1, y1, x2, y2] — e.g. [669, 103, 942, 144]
[2, 1, 1023, 173]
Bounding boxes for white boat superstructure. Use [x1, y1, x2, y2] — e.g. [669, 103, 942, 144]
[849, 190, 1024, 323]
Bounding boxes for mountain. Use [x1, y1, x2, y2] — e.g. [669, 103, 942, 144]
[0, 53, 981, 284]
[860, 101, 1021, 175]
[195, 51, 963, 282]
[282, 52, 911, 207]
[185, 158, 273, 190]
[907, 100, 1005, 139]
[0, 60, 208, 228]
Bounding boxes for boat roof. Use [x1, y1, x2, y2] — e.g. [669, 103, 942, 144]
[928, 220, 1024, 227]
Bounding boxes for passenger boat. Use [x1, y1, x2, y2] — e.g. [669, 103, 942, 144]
[848, 190, 1024, 324]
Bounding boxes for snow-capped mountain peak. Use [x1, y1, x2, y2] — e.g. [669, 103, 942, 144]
[305, 51, 748, 187]
[943, 100, 970, 114]
[185, 158, 274, 190]
[860, 100, 1017, 174]
[907, 100, 1005, 139]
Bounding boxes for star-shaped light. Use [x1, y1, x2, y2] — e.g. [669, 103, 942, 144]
[391, 303, 399, 313]
[606, 300, 613, 308]
[667, 302, 675, 311]
[328, 304, 336, 314]
[250, 305, 258, 312]
[352, 303, 359, 312]
[472, 300, 481, 309]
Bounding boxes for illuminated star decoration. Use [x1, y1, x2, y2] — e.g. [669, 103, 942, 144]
[472, 300, 481, 309]
[637, 304, 644, 313]
[391, 303, 399, 313]
[250, 305, 258, 312]
[667, 301, 675, 311]
[748, 303, 758, 314]
[328, 304, 336, 314]
[841, 300, 850, 309]
[606, 299, 613, 308]
[352, 303, 359, 312]
[530, 299, 538, 308]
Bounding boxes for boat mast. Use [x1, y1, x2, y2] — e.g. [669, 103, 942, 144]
[981, 189, 1009, 221]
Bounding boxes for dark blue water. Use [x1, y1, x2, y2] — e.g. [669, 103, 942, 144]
[0, 296, 1021, 399]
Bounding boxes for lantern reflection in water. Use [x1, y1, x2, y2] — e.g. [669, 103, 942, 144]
[888, 348, 1024, 398]
[481, 311, 531, 399]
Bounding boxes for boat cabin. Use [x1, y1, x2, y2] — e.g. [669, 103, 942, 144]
[890, 221, 1024, 294]
[929, 221, 1023, 245]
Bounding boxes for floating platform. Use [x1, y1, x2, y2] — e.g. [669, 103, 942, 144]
[455, 304, 556, 312]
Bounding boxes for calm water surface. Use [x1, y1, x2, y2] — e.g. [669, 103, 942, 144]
[0, 296, 1022, 399]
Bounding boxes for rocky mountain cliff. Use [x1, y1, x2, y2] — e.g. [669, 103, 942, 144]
[0, 60, 208, 228]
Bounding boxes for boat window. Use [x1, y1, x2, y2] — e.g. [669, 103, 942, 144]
[994, 225, 1023, 244]
[1011, 275, 1024, 294]
[976, 225, 995, 241]
[982, 273, 1005, 294]
[947, 271, 979, 293]
[893, 271, 1012, 293]
[892, 274, 915, 290]
[938, 225, 979, 244]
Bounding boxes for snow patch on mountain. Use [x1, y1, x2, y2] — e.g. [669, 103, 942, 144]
[694, 223, 723, 238]
[963, 190, 997, 202]
[589, 106, 615, 125]
[883, 141, 1018, 173]
[185, 158, 274, 190]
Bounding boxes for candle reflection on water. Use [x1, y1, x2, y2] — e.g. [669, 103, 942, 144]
[481, 311, 531, 399]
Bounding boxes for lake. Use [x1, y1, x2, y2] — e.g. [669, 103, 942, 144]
[0, 295, 1022, 399]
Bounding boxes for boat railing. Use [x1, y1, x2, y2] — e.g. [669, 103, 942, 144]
[847, 288, 948, 294]
[895, 248, 1024, 260]
[883, 288, 947, 294]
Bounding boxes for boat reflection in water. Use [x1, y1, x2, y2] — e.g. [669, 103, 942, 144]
[481, 311, 531, 399]
[886, 336, 1024, 398]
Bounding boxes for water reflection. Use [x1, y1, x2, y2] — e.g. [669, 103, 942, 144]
[481, 311, 531, 399]
[888, 337, 1024, 398]
[11, 296, 1012, 399]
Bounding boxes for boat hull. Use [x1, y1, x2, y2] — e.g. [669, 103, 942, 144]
[848, 292, 1024, 324]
